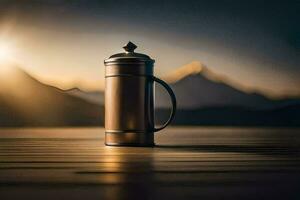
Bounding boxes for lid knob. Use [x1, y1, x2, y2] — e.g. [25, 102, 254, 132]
[123, 41, 137, 53]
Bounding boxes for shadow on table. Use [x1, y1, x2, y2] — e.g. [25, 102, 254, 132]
[155, 144, 300, 155]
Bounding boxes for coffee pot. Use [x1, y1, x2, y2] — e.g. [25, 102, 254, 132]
[104, 42, 176, 146]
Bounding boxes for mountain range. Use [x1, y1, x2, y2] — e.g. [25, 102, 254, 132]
[0, 64, 103, 127]
[67, 61, 300, 109]
[0, 62, 299, 127]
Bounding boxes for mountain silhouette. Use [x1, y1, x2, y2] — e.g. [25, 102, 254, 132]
[0, 64, 103, 127]
[0, 63, 299, 127]
[156, 62, 299, 109]
[155, 62, 300, 126]
[62, 61, 300, 126]
[66, 88, 104, 105]
[69, 61, 300, 110]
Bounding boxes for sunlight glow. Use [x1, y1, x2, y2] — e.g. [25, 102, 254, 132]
[164, 61, 204, 83]
[0, 40, 13, 62]
[0, 39, 16, 75]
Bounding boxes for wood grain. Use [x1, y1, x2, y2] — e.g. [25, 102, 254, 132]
[0, 127, 299, 200]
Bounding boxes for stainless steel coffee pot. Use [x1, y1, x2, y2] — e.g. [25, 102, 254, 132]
[104, 42, 176, 146]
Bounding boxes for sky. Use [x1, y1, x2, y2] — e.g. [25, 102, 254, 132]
[0, 0, 299, 97]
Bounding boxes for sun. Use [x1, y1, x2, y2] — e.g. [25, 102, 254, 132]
[0, 41, 13, 62]
[0, 39, 17, 75]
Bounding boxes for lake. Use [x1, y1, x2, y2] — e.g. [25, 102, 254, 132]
[0, 127, 299, 200]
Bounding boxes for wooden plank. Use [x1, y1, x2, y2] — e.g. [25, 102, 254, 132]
[0, 127, 299, 200]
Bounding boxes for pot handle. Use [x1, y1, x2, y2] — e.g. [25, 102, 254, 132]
[151, 76, 177, 132]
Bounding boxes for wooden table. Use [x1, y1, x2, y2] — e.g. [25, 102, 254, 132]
[0, 127, 299, 200]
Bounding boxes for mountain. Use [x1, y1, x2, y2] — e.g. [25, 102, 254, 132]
[66, 88, 104, 105]
[0, 62, 299, 127]
[0, 64, 103, 127]
[156, 62, 299, 109]
[68, 61, 300, 110]
[57, 61, 300, 126]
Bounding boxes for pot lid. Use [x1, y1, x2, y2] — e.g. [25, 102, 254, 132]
[104, 41, 155, 64]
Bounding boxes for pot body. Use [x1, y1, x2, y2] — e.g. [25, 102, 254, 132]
[105, 62, 155, 146]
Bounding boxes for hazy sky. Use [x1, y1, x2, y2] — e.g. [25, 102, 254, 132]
[0, 0, 299, 97]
